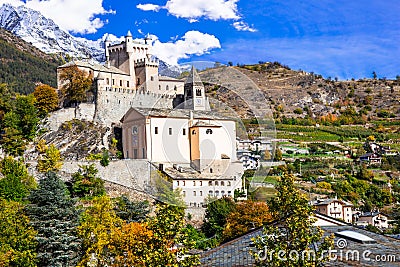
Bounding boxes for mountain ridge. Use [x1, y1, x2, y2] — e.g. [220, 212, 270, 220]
[0, 3, 104, 61]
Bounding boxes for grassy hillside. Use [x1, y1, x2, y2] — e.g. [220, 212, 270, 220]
[0, 28, 62, 94]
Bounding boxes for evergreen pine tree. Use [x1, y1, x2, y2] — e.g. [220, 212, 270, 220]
[25, 172, 81, 266]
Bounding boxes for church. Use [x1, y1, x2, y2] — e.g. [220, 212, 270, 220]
[56, 31, 244, 205]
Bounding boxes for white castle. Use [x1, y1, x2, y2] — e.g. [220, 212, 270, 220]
[57, 31, 209, 125]
[56, 32, 244, 206]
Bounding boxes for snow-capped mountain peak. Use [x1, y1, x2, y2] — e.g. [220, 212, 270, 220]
[0, 3, 104, 61]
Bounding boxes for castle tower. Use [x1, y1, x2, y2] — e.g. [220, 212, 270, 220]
[104, 34, 111, 67]
[184, 66, 206, 110]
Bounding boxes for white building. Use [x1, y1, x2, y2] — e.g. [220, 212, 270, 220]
[355, 212, 390, 229]
[312, 198, 353, 224]
[121, 67, 244, 206]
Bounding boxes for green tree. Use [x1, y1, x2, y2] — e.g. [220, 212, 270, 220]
[37, 144, 63, 173]
[100, 150, 109, 167]
[0, 93, 40, 155]
[71, 164, 105, 199]
[0, 157, 36, 202]
[202, 196, 236, 240]
[25, 172, 81, 266]
[1, 110, 25, 156]
[0, 199, 37, 267]
[251, 173, 334, 266]
[14, 94, 40, 141]
[33, 84, 59, 116]
[113, 195, 150, 223]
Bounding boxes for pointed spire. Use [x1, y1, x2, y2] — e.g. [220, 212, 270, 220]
[126, 30, 132, 37]
[185, 65, 202, 85]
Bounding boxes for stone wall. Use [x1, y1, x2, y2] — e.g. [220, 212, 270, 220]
[46, 103, 96, 131]
[27, 159, 158, 197]
[45, 91, 175, 132]
[95, 89, 175, 125]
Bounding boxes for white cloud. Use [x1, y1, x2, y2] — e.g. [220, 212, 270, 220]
[137, 0, 240, 21]
[0, 0, 23, 6]
[151, 30, 221, 65]
[136, 3, 160, 12]
[232, 21, 257, 32]
[0, 0, 114, 34]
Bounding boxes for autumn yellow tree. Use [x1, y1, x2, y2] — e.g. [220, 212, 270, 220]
[77, 196, 123, 267]
[33, 84, 59, 116]
[148, 203, 199, 266]
[222, 200, 272, 241]
[0, 199, 37, 267]
[58, 65, 93, 107]
[108, 222, 154, 267]
[36, 142, 63, 173]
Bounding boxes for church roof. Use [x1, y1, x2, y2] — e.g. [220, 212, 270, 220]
[185, 65, 203, 84]
[123, 107, 236, 121]
[58, 60, 128, 75]
[158, 75, 184, 82]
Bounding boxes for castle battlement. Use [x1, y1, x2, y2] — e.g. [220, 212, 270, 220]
[57, 31, 209, 126]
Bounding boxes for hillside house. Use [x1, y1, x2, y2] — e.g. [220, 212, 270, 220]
[311, 198, 353, 223]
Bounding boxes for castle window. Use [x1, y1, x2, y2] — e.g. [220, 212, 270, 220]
[215, 190, 219, 196]
[166, 85, 169, 90]
[137, 78, 140, 85]
[215, 181, 219, 186]
[227, 181, 231, 186]
[112, 79, 115, 85]
[206, 129, 213, 134]
[193, 181, 196, 186]
[169, 128, 172, 135]
[120, 80, 122, 86]
[176, 181, 179, 186]
[208, 181, 212, 186]
[196, 89, 202, 96]
[174, 85, 177, 91]
[192, 130, 196, 135]
[155, 127, 158, 134]
[228, 191, 232, 196]
[210, 168, 213, 173]
[151, 76, 154, 81]
[221, 181, 224, 186]
[200, 181, 202, 186]
[106, 78, 109, 85]
[159, 85, 161, 90]
[193, 191, 196, 196]
[183, 129, 186, 135]
[183, 191, 186, 197]
[127, 81, 130, 87]
[221, 190, 225, 196]
[200, 191, 203, 196]
[182, 181, 185, 186]
[208, 190, 213, 196]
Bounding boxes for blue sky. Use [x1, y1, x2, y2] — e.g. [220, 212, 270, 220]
[2, 0, 399, 80]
